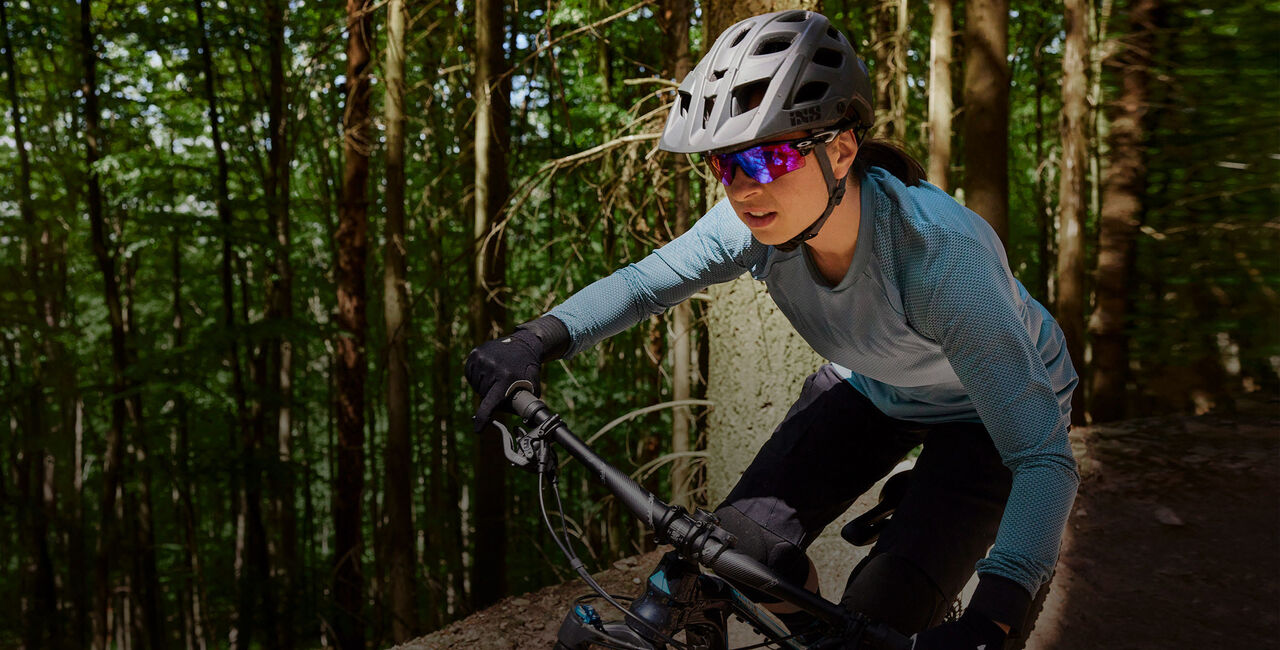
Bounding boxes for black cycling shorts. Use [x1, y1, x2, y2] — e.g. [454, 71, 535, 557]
[715, 364, 1013, 634]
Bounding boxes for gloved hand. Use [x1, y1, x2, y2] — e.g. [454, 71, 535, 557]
[464, 316, 569, 432]
[910, 610, 1007, 650]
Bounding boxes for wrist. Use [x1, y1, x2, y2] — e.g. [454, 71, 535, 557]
[968, 573, 1031, 637]
[516, 315, 571, 362]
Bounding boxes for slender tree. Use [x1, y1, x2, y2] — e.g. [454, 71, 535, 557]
[870, 0, 898, 138]
[1089, 0, 1158, 422]
[262, 1, 300, 645]
[961, 0, 1011, 243]
[471, 0, 513, 610]
[1057, 0, 1090, 425]
[79, 1, 129, 646]
[193, 2, 271, 646]
[169, 228, 210, 650]
[927, 0, 953, 190]
[3, 2, 58, 646]
[334, 0, 374, 646]
[659, 0, 697, 509]
[381, 0, 418, 639]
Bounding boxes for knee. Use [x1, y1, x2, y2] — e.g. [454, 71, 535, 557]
[713, 505, 810, 603]
[840, 552, 948, 635]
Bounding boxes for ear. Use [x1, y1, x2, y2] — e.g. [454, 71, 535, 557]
[830, 129, 859, 178]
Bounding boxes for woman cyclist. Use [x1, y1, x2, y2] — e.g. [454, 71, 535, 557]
[466, 10, 1078, 649]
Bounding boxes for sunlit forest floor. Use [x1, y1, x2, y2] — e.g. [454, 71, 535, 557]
[399, 400, 1280, 649]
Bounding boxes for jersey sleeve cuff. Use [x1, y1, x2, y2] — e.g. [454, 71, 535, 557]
[517, 315, 571, 362]
[969, 573, 1033, 637]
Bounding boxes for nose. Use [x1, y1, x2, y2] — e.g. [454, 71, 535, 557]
[725, 168, 763, 202]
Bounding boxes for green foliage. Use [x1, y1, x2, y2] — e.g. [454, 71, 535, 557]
[0, 0, 1273, 646]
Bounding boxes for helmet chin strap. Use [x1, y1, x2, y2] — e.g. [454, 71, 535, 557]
[774, 141, 847, 253]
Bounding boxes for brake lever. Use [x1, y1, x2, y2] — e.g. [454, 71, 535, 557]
[494, 421, 536, 470]
[495, 413, 562, 474]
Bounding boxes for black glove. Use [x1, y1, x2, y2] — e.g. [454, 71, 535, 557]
[910, 610, 1007, 650]
[464, 315, 570, 432]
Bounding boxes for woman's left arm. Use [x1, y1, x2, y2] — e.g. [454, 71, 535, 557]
[909, 231, 1080, 635]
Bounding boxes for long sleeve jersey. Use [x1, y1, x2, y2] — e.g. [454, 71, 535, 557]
[548, 166, 1079, 604]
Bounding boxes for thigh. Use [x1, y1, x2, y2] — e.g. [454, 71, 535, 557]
[851, 421, 1013, 609]
[716, 365, 925, 551]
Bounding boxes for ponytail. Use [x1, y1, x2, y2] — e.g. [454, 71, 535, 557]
[851, 138, 927, 187]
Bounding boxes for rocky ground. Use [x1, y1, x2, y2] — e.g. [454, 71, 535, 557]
[397, 403, 1280, 649]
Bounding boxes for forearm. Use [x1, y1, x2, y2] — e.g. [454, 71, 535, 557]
[971, 453, 1078, 631]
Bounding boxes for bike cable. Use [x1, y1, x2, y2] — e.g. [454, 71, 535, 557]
[538, 468, 691, 650]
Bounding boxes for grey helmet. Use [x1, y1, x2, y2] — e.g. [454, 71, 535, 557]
[659, 9, 873, 154]
[660, 10, 874, 252]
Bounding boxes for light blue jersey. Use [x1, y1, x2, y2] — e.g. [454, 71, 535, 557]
[549, 166, 1079, 597]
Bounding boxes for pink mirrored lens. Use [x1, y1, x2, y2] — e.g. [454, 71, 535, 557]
[709, 143, 806, 186]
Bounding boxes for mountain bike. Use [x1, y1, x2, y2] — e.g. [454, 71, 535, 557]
[493, 387, 914, 650]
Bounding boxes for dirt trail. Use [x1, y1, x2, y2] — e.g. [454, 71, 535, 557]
[398, 406, 1280, 649]
[1025, 405, 1279, 649]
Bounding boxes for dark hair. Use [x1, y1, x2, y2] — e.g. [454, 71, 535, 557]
[851, 138, 926, 187]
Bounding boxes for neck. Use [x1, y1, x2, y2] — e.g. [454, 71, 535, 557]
[804, 177, 862, 283]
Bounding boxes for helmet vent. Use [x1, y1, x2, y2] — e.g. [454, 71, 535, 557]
[812, 47, 844, 68]
[678, 91, 692, 117]
[731, 80, 770, 116]
[828, 26, 841, 40]
[729, 27, 750, 47]
[712, 68, 727, 80]
[777, 10, 808, 22]
[702, 95, 716, 128]
[754, 37, 793, 56]
[793, 81, 828, 105]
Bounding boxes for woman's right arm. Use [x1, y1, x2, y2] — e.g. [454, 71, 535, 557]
[550, 198, 765, 358]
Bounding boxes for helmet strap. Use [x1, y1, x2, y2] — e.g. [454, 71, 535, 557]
[774, 141, 848, 252]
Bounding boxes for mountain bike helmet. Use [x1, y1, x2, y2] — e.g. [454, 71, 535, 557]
[659, 10, 875, 251]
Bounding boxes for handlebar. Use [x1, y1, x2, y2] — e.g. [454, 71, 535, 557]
[506, 390, 913, 650]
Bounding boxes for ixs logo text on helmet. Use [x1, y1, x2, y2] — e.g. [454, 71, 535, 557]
[789, 106, 822, 126]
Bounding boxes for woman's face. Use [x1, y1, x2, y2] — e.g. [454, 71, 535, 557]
[721, 130, 858, 246]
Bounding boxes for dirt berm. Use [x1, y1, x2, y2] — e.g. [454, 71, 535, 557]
[397, 405, 1279, 649]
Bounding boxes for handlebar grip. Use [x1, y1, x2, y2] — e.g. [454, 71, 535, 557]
[863, 623, 913, 650]
[510, 389, 542, 420]
[701, 545, 783, 595]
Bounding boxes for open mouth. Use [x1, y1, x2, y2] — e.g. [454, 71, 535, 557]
[742, 210, 777, 227]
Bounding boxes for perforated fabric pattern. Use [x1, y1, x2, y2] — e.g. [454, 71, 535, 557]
[878, 189, 1079, 593]
[549, 200, 768, 359]
[547, 167, 1079, 598]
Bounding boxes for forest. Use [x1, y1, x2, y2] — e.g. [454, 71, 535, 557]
[1, 0, 1275, 648]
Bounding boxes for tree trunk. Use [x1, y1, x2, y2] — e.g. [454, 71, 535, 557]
[422, 3, 465, 625]
[14, 352, 57, 650]
[702, 0, 823, 508]
[870, 0, 896, 138]
[263, 2, 299, 646]
[1033, 30, 1053, 302]
[894, 0, 908, 137]
[80, 2, 127, 646]
[658, 0, 696, 509]
[927, 0, 953, 189]
[193, 2, 264, 647]
[471, 0, 512, 611]
[706, 0, 820, 36]
[1057, 0, 1090, 426]
[961, 0, 1011, 244]
[1089, 0, 1157, 422]
[4, 3, 58, 646]
[123, 253, 163, 650]
[170, 231, 210, 650]
[335, 1, 373, 647]
[380, 0, 418, 640]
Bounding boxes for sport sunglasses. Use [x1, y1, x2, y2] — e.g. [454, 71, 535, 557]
[704, 129, 841, 187]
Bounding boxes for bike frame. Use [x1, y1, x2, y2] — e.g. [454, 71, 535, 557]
[501, 389, 912, 650]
